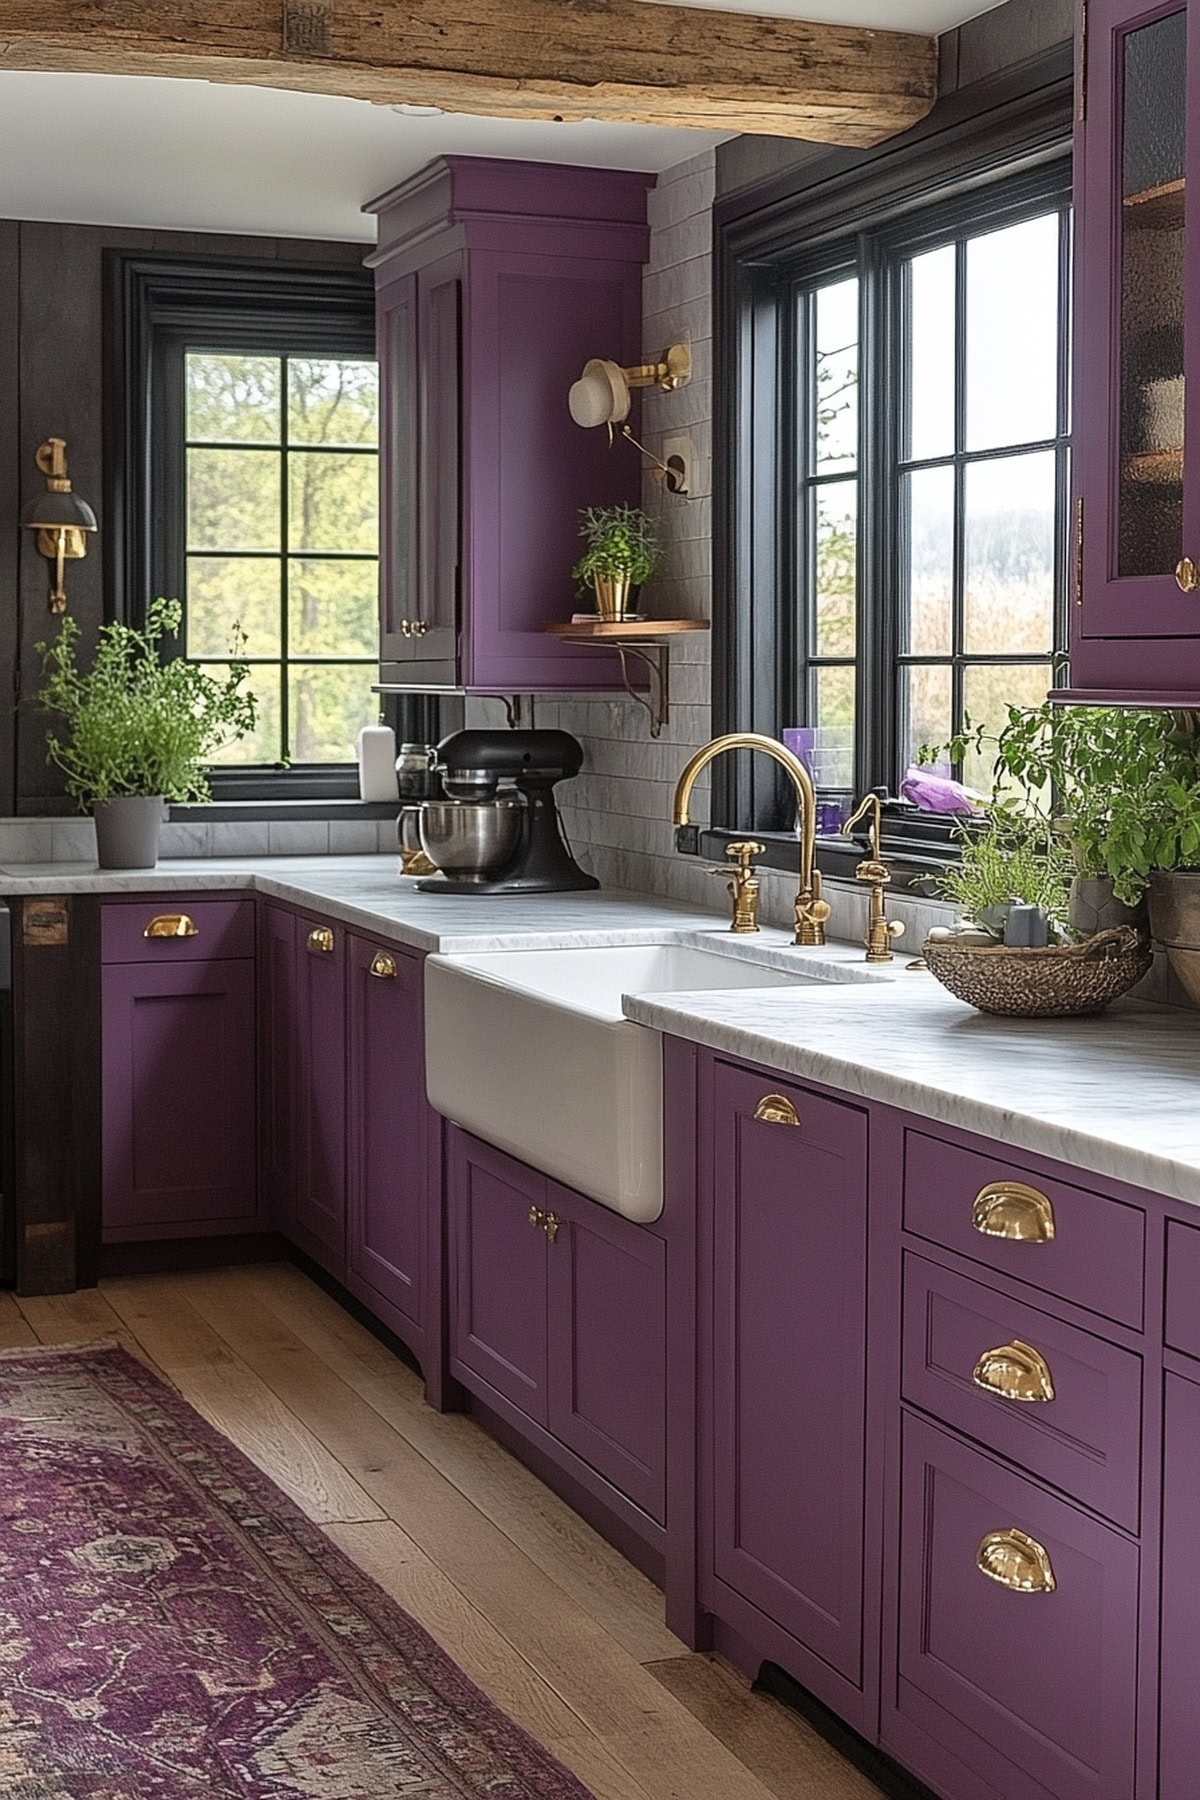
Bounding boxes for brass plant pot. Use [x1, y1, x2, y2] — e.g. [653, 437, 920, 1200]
[592, 574, 634, 622]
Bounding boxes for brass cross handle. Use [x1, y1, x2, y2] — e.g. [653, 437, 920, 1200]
[707, 839, 766, 934]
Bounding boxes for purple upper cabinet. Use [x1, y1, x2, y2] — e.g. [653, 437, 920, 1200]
[365, 156, 652, 694]
[702, 1061, 870, 1711]
[1064, 0, 1200, 702]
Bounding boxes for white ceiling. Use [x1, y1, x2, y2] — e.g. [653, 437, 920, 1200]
[0, 1, 1008, 243]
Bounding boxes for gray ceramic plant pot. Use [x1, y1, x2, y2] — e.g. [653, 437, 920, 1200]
[1068, 875, 1149, 940]
[93, 796, 164, 870]
[1148, 870, 1200, 1005]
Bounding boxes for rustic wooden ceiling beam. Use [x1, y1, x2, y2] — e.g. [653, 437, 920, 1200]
[0, 0, 938, 146]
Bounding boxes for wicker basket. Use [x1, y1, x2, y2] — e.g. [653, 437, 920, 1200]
[922, 926, 1152, 1018]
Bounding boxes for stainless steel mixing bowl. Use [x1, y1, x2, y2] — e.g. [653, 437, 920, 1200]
[418, 795, 523, 883]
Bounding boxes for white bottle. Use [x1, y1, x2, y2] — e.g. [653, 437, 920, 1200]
[356, 724, 400, 802]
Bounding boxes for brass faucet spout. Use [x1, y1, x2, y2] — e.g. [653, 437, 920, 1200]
[672, 732, 830, 947]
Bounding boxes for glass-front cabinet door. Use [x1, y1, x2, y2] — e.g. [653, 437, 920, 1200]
[1073, 0, 1200, 692]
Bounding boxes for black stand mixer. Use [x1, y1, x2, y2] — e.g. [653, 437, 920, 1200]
[416, 729, 599, 895]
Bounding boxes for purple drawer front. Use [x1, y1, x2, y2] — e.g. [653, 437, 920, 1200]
[1164, 1219, 1200, 1361]
[101, 898, 256, 964]
[894, 1413, 1139, 1800]
[902, 1253, 1143, 1533]
[903, 1130, 1145, 1330]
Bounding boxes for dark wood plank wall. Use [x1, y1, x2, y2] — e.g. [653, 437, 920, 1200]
[4, 221, 366, 818]
[715, 0, 1074, 200]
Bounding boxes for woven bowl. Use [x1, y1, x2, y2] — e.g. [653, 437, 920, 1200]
[922, 926, 1152, 1018]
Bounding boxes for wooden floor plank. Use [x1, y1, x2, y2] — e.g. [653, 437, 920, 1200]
[242, 1261, 684, 1665]
[176, 1269, 781, 1800]
[647, 1655, 884, 1800]
[100, 1274, 387, 1527]
[330, 1520, 655, 1800]
[16, 1287, 155, 1366]
[0, 1291, 37, 1348]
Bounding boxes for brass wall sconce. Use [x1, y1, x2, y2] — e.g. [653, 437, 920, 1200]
[568, 346, 693, 493]
[19, 438, 98, 613]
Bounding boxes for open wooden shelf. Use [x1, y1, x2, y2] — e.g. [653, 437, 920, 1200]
[1123, 448, 1184, 484]
[543, 619, 709, 735]
[1124, 178, 1185, 229]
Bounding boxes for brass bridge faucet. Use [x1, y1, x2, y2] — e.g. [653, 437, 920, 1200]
[673, 733, 830, 947]
[844, 792, 905, 963]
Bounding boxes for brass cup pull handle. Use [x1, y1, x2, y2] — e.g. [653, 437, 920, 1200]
[972, 1339, 1056, 1404]
[754, 1094, 801, 1128]
[1175, 557, 1200, 592]
[369, 951, 397, 980]
[971, 1180, 1055, 1243]
[976, 1528, 1057, 1594]
[544, 1210, 560, 1243]
[143, 913, 198, 939]
[306, 926, 335, 955]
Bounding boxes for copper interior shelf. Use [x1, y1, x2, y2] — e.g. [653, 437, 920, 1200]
[544, 619, 709, 735]
[1123, 448, 1184, 484]
[1123, 179, 1185, 229]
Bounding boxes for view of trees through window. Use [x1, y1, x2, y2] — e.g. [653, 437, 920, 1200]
[183, 351, 380, 768]
[797, 196, 1069, 798]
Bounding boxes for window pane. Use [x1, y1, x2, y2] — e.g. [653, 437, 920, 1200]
[899, 663, 953, 777]
[810, 667, 855, 789]
[288, 358, 379, 447]
[289, 664, 379, 764]
[964, 450, 1056, 654]
[961, 663, 1053, 790]
[289, 559, 379, 658]
[188, 448, 281, 551]
[186, 555, 280, 658]
[906, 245, 956, 462]
[966, 213, 1060, 452]
[186, 353, 281, 444]
[288, 451, 378, 553]
[202, 664, 282, 767]
[815, 482, 857, 655]
[814, 277, 859, 473]
[903, 465, 954, 654]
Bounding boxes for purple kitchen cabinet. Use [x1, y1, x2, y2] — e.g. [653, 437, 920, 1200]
[260, 902, 297, 1232]
[289, 915, 347, 1278]
[102, 956, 258, 1240]
[366, 157, 652, 694]
[1159, 1367, 1200, 1798]
[545, 1178, 666, 1526]
[1065, 0, 1200, 701]
[344, 934, 427, 1345]
[448, 1129, 549, 1426]
[888, 1412, 1139, 1800]
[701, 1059, 870, 1709]
[447, 1128, 667, 1524]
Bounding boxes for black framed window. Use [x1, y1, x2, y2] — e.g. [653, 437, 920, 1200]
[712, 52, 1074, 870]
[107, 254, 383, 801]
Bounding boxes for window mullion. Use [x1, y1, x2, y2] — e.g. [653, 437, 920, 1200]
[280, 353, 291, 767]
[951, 236, 968, 761]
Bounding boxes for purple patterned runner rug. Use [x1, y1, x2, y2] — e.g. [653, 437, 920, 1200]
[0, 1341, 599, 1798]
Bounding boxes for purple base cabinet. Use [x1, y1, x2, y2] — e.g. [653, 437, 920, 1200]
[698, 1056, 871, 1730]
[288, 916, 347, 1279]
[447, 1127, 666, 1547]
[101, 898, 258, 1241]
[1159, 1367, 1200, 1799]
[260, 902, 297, 1233]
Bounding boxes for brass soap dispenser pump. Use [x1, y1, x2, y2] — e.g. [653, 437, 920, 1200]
[844, 793, 906, 963]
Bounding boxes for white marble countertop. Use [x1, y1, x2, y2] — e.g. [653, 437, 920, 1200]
[3, 851, 1198, 1205]
[624, 977, 1200, 1207]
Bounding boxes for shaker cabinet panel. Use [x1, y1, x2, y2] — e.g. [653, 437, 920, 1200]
[1159, 1367, 1200, 1798]
[102, 957, 258, 1239]
[290, 916, 347, 1276]
[705, 1061, 869, 1687]
[377, 273, 422, 670]
[260, 902, 297, 1232]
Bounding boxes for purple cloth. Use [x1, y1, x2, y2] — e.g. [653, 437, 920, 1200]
[901, 767, 980, 815]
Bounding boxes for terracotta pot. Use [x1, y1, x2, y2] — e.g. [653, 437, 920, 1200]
[1068, 875, 1149, 939]
[93, 796, 164, 870]
[1148, 870, 1200, 1005]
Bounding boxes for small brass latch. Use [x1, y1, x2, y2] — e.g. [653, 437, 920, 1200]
[708, 839, 765, 934]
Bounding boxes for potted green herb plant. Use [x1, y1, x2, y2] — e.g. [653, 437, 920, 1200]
[37, 596, 258, 870]
[929, 814, 1075, 940]
[571, 504, 663, 622]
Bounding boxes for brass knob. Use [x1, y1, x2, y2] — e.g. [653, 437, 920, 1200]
[528, 1205, 546, 1231]
[1175, 557, 1200, 592]
[369, 951, 397, 980]
[544, 1210, 560, 1243]
[143, 912, 198, 939]
[754, 1094, 800, 1128]
[410, 619, 428, 637]
[976, 1528, 1056, 1594]
[971, 1181, 1055, 1243]
[306, 926, 335, 955]
[972, 1340, 1055, 1403]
